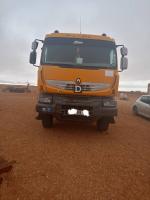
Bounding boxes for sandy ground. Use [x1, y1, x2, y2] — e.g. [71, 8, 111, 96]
[0, 88, 150, 200]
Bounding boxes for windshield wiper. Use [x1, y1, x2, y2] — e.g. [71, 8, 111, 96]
[44, 62, 75, 66]
[43, 62, 116, 69]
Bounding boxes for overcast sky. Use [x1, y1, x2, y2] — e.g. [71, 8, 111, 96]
[0, 0, 150, 89]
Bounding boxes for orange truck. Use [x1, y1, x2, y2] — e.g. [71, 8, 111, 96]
[29, 31, 128, 131]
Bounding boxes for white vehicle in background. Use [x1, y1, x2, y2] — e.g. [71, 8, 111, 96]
[133, 95, 150, 118]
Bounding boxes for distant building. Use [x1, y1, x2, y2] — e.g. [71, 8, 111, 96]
[148, 83, 150, 94]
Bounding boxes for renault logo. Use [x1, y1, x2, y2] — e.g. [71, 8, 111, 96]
[76, 78, 81, 85]
[75, 78, 82, 93]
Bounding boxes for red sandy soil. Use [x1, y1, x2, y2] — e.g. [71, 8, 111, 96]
[0, 87, 150, 200]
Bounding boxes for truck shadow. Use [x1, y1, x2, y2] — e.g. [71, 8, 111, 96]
[48, 120, 110, 136]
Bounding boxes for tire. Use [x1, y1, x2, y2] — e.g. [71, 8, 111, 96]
[42, 115, 53, 128]
[133, 106, 138, 115]
[96, 118, 109, 132]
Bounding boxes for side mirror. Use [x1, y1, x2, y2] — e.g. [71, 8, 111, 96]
[120, 46, 128, 56]
[32, 40, 38, 51]
[120, 57, 128, 71]
[29, 51, 37, 64]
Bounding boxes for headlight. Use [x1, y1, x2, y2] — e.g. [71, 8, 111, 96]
[103, 98, 116, 107]
[39, 95, 52, 104]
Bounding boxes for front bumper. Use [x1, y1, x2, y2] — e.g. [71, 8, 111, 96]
[36, 94, 117, 120]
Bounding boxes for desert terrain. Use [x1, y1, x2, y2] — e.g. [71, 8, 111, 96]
[0, 85, 150, 200]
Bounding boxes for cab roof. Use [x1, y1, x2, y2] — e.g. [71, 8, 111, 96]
[45, 32, 115, 43]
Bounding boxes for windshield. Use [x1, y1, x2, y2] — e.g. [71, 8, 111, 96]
[41, 37, 117, 69]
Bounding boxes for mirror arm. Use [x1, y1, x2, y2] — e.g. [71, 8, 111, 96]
[33, 64, 39, 67]
[35, 39, 44, 43]
[116, 44, 124, 48]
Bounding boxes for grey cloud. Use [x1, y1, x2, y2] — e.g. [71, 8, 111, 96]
[0, 0, 150, 84]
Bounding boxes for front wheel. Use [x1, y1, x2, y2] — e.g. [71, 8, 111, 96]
[133, 106, 138, 115]
[42, 115, 53, 128]
[96, 118, 109, 132]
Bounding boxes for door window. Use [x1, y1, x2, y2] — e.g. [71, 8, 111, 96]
[140, 96, 150, 104]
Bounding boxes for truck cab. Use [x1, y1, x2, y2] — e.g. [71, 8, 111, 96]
[29, 31, 128, 131]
